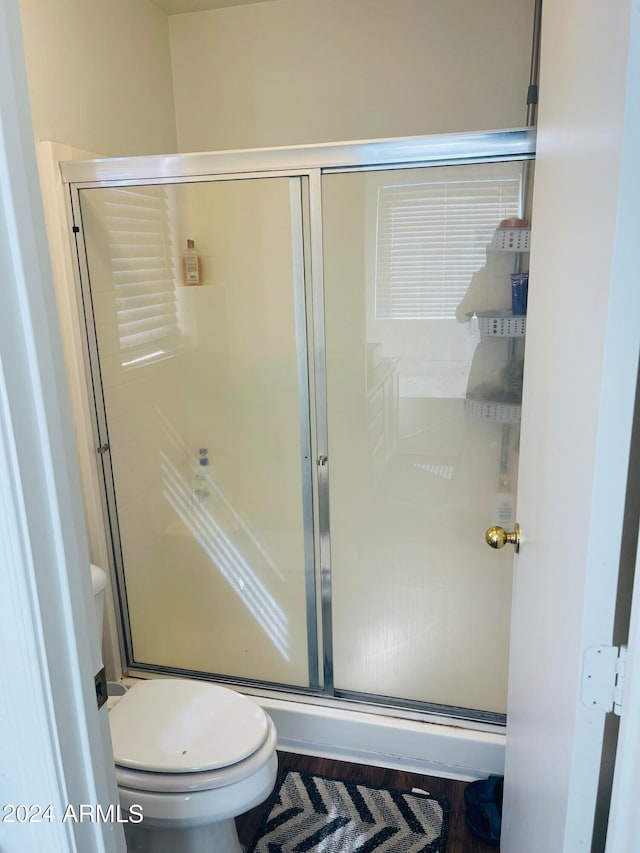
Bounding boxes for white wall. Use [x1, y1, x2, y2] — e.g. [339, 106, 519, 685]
[170, 0, 535, 152]
[19, 0, 177, 155]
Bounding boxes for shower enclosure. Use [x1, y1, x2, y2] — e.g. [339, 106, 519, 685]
[64, 129, 535, 724]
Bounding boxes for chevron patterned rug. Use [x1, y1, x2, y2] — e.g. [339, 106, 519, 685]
[248, 770, 449, 852]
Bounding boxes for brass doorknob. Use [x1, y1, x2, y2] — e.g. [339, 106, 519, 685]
[486, 523, 520, 553]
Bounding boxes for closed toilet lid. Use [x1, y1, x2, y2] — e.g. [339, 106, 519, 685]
[109, 679, 269, 774]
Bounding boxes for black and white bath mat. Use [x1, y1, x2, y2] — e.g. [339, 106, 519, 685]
[248, 770, 449, 852]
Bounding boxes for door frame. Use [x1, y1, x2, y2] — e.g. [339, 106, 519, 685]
[0, 2, 123, 850]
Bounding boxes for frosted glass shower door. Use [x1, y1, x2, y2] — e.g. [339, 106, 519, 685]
[322, 163, 528, 715]
[79, 176, 316, 688]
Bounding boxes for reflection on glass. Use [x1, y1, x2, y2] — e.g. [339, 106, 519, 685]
[80, 177, 310, 687]
[84, 186, 180, 370]
[323, 162, 529, 713]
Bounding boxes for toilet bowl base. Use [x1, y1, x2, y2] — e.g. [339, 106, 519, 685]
[116, 750, 277, 852]
[123, 816, 243, 853]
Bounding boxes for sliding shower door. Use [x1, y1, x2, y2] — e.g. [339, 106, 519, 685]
[79, 176, 317, 688]
[322, 162, 528, 715]
[69, 131, 535, 719]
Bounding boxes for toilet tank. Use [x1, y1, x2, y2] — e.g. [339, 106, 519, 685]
[90, 563, 108, 645]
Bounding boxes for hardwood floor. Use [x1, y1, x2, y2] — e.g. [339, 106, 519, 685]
[236, 750, 498, 852]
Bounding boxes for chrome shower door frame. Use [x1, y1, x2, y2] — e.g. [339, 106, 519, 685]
[68, 169, 321, 691]
[63, 127, 536, 723]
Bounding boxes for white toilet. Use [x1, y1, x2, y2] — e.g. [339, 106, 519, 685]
[91, 565, 278, 853]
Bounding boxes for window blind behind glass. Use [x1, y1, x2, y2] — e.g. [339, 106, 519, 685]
[89, 185, 179, 366]
[375, 177, 522, 320]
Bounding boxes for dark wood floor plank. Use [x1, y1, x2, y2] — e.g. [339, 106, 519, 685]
[236, 750, 498, 852]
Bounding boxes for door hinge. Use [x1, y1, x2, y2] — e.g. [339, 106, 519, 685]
[72, 225, 80, 234]
[96, 443, 110, 455]
[582, 645, 627, 715]
[95, 666, 107, 710]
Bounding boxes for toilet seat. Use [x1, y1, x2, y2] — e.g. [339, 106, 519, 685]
[114, 714, 278, 793]
[110, 679, 270, 775]
[108, 678, 279, 842]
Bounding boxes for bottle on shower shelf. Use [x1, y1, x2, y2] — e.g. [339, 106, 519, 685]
[183, 239, 202, 286]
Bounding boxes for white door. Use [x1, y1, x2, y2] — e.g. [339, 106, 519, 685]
[502, 0, 640, 850]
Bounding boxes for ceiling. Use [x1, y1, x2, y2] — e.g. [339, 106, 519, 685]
[149, 0, 276, 13]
